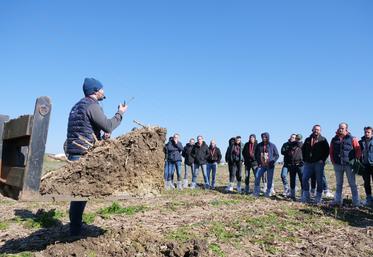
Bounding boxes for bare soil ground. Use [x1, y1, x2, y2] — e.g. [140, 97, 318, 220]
[1, 163, 372, 257]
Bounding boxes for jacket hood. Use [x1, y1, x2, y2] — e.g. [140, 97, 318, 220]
[228, 137, 235, 145]
[261, 132, 270, 141]
[249, 134, 256, 139]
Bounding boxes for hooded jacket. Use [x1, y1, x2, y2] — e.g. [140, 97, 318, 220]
[182, 143, 195, 166]
[255, 133, 279, 168]
[284, 141, 303, 166]
[225, 139, 243, 163]
[191, 141, 209, 165]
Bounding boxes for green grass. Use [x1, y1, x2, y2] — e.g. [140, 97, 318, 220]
[13, 209, 64, 229]
[98, 202, 147, 219]
[166, 226, 198, 243]
[0, 221, 9, 230]
[210, 199, 240, 207]
[83, 212, 97, 224]
[209, 243, 225, 257]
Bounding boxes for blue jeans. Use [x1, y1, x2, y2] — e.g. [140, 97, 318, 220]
[168, 161, 182, 181]
[68, 154, 87, 236]
[184, 164, 194, 180]
[164, 161, 169, 181]
[193, 164, 208, 186]
[302, 162, 325, 194]
[311, 172, 328, 191]
[333, 164, 360, 205]
[255, 166, 275, 195]
[281, 166, 289, 190]
[207, 163, 218, 188]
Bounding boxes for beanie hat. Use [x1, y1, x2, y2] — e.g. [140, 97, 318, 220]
[296, 134, 303, 141]
[83, 78, 104, 96]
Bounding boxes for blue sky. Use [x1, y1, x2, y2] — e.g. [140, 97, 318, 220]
[0, 0, 372, 154]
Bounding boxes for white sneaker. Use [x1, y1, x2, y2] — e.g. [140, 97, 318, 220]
[183, 179, 188, 188]
[323, 190, 334, 199]
[226, 183, 233, 192]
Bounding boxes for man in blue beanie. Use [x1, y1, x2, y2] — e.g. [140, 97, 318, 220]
[66, 77, 127, 236]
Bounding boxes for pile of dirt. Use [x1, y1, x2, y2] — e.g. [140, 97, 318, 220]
[40, 127, 167, 198]
[41, 227, 210, 257]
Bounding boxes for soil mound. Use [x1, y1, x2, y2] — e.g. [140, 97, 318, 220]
[41, 227, 210, 257]
[40, 127, 166, 198]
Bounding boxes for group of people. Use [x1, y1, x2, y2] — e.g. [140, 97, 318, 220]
[164, 123, 373, 208]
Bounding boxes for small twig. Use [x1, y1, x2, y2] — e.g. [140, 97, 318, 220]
[92, 133, 99, 144]
[133, 120, 147, 128]
[73, 141, 89, 151]
[78, 135, 94, 147]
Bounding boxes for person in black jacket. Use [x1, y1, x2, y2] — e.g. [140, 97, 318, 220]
[280, 134, 297, 197]
[225, 136, 244, 193]
[191, 135, 210, 189]
[359, 126, 373, 206]
[301, 125, 330, 204]
[166, 133, 184, 190]
[206, 140, 222, 189]
[242, 134, 258, 194]
[164, 137, 173, 189]
[286, 134, 304, 200]
[182, 138, 195, 188]
[225, 137, 236, 191]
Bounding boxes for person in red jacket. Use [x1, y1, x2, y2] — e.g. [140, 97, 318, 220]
[330, 122, 361, 207]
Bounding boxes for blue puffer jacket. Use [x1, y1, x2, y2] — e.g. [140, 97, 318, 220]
[166, 140, 184, 162]
[359, 136, 373, 165]
[66, 97, 100, 155]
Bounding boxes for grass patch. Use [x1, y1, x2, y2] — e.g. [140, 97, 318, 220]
[210, 199, 240, 207]
[166, 226, 198, 243]
[13, 209, 64, 229]
[209, 222, 237, 242]
[83, 212, 97, 224]
[0, 221, 9, 230]
[98, 202, 147, 219]
[209, 243, 225, 257]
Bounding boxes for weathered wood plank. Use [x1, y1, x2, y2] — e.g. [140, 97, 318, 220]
[21, 96, 52, 198]
[2, 115, 33, 140]
[0, 115, 10, 178]
[0, 166, 25, 188]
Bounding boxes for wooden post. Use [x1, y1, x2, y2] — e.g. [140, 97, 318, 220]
[20, 97, 52, 200]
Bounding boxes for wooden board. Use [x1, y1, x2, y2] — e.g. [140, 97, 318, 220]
[2, 115, 32, 140]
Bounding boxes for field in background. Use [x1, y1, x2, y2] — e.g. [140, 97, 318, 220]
[0, 157, 372, 256]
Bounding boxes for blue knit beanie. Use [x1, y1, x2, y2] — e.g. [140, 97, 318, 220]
[83, 78, 104, 96]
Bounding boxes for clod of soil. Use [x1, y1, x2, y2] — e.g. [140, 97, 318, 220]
[40, 127, 166, 198]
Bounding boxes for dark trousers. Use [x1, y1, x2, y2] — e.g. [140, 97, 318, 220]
[289, 165, 303, 190]
[229, 161, 242, 183]
[68, 154, 87, 236]
[245, 162, 258, 186]
[363, 165, 373, 196]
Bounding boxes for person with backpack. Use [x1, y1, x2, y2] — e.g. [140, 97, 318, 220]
[330, 122, 361, 207]
[206, 140, 222, 189]
[182, 138, 195, 188]
[242, 134, 258, 194]
[253, 132, 279, 197]
[191, 135, 210, 189]
[359, 126, 373, 206]
[280, 134, 297, 197]
[225, 136, 244, 193]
